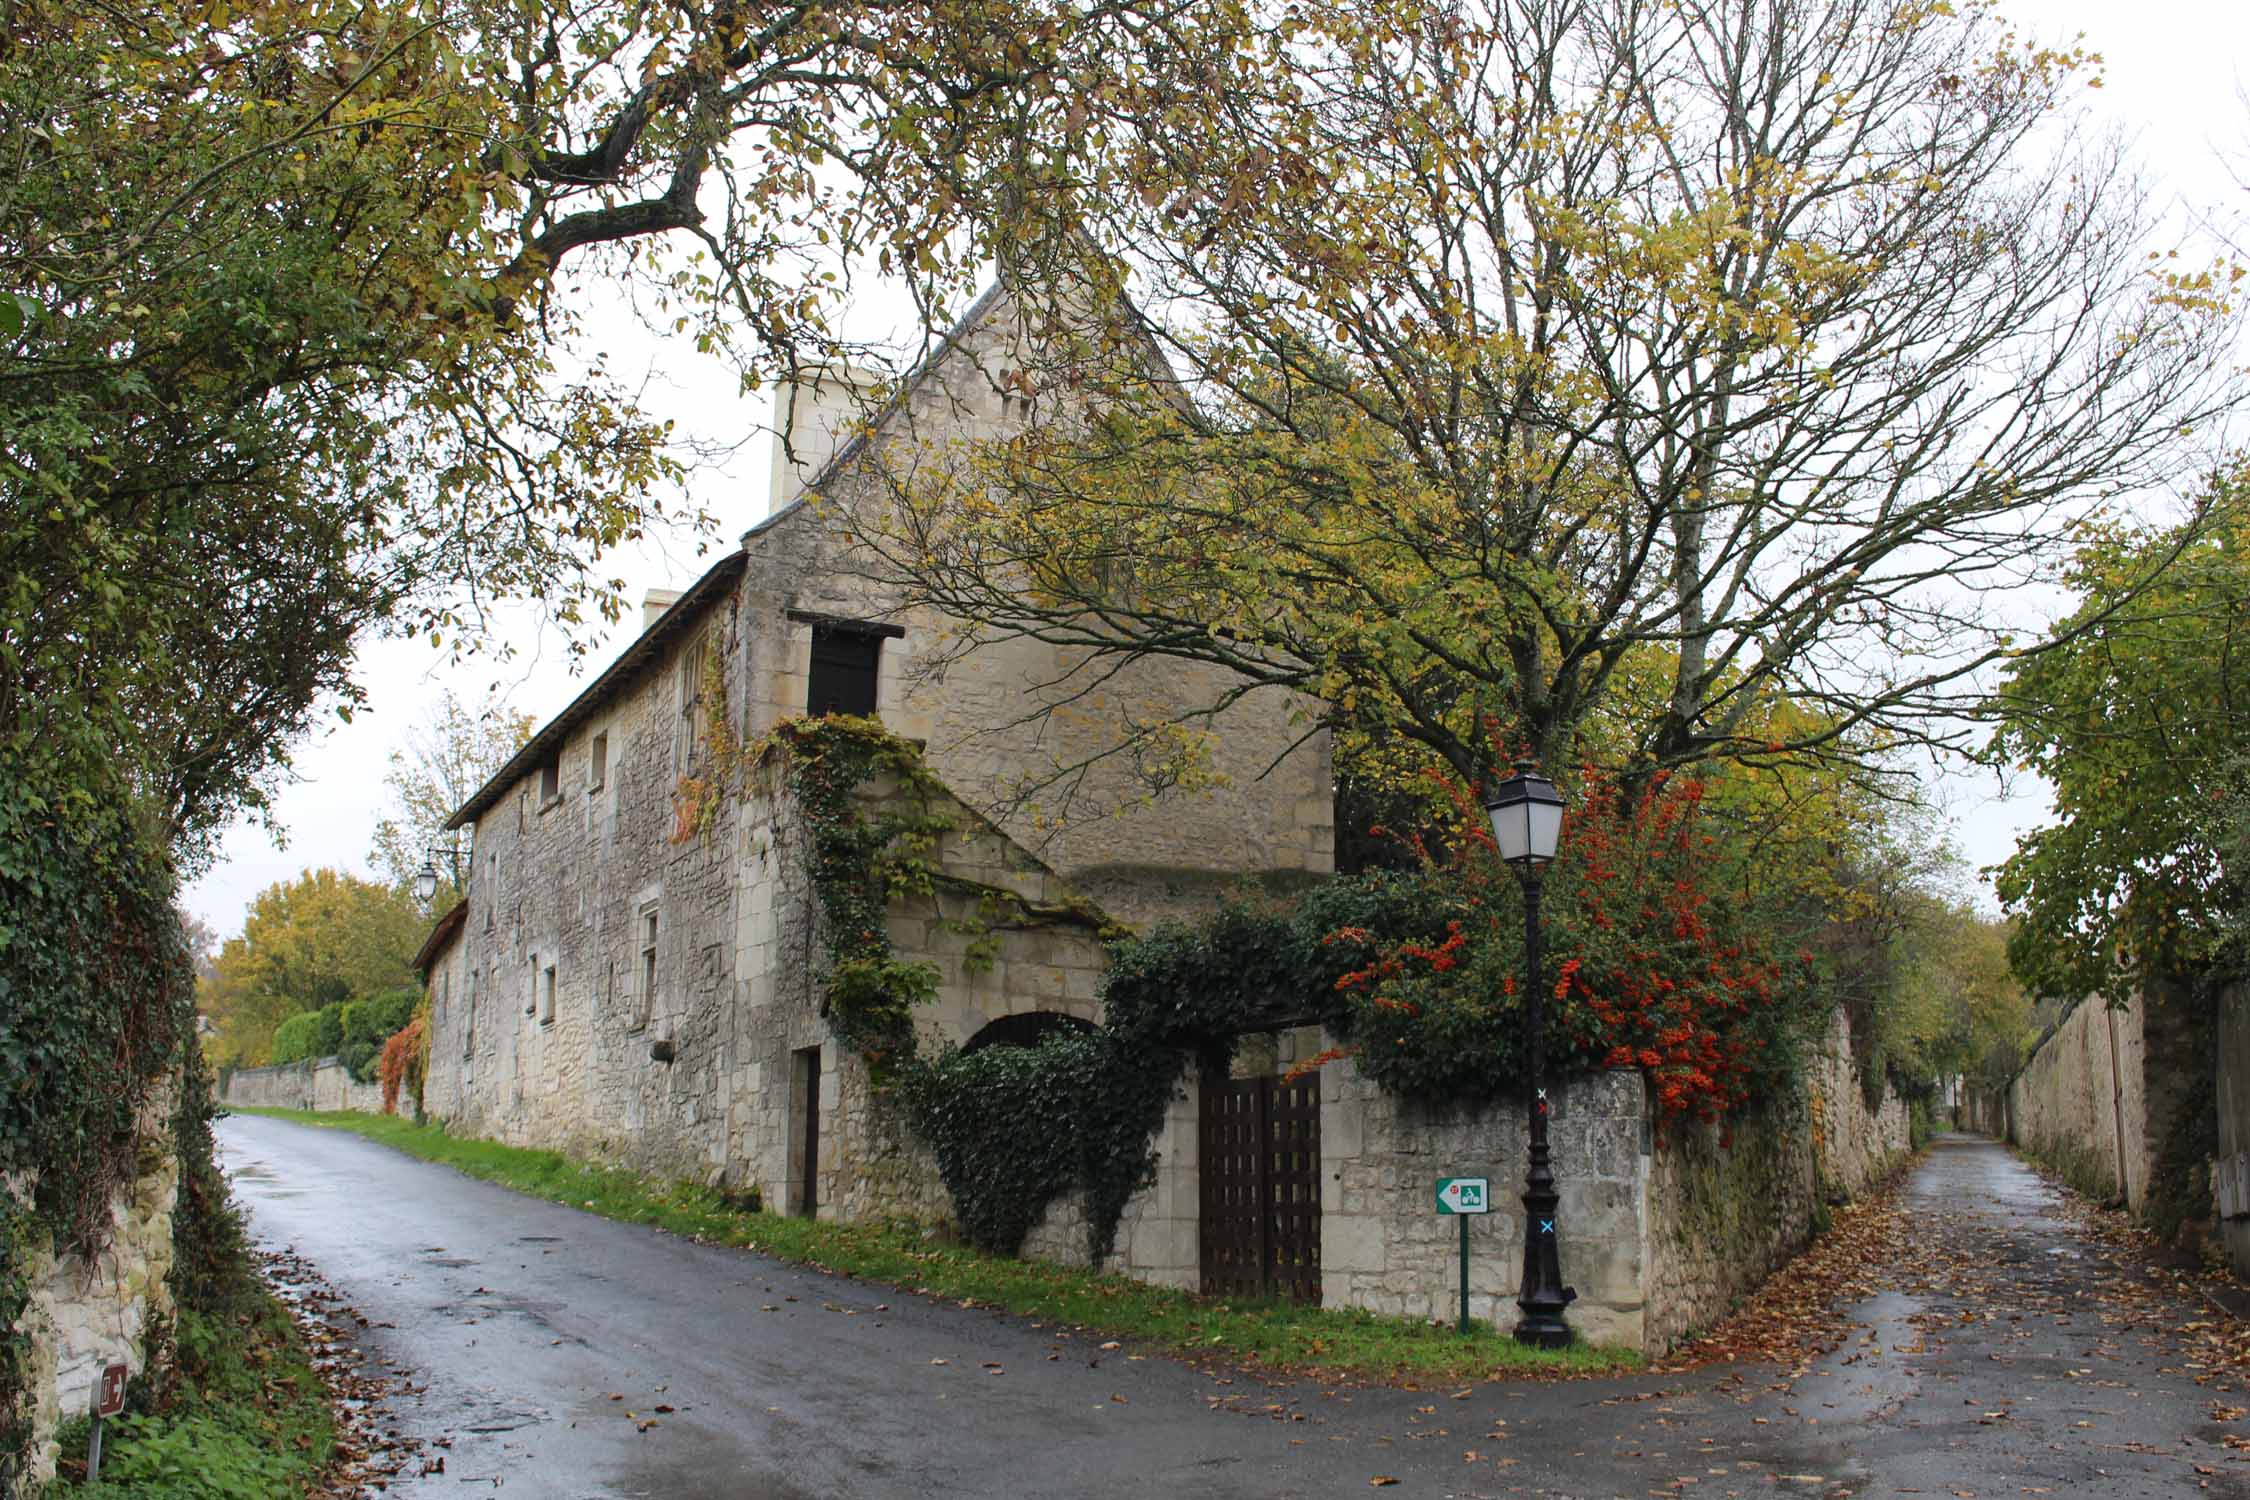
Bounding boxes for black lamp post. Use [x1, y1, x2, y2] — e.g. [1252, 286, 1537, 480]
[1485, 761, 1575, 1349]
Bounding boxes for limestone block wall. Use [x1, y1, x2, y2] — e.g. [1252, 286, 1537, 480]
[723, 761, 1117, 1225]
[2008, 994, 2148, 1208]
[2215, 981, 2250, 1274]
[1019, 1087, 1201, 1288]
[741, 278, 1335, 929]
[2006, 979, 2214, 1243]
[1807, 1007, 1914, 1199]
[424, 576, 749, 1188]
[1319, 1061, 1652, 1349]
[223, 1058, 382, 1115]
[1642, 1090, 1818, 1352]
[311, 1062, 385, 1115]
[1311, 1004, 1902, 1356]
[223, 1058, 317, 1110]
[10, 1081, 181, 1489]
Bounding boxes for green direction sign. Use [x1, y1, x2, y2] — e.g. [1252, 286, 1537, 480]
[1435, 1176, 1490, 1215]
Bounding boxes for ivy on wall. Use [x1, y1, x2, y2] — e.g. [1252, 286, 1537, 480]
[0, 750, 195, 1483]
[731, 706, 1826, 1266]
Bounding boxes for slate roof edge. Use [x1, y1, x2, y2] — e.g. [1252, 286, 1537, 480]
[411, 899, 469, 975]
[441, 547, 749, 831]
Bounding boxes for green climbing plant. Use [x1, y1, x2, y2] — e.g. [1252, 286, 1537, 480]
[0, 748, 196, 1486]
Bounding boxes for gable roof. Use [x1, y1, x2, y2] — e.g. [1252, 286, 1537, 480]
[442, 546, 748, 831]
[747, 276, 1016, 546]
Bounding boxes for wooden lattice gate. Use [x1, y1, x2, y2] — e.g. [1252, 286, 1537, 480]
[1199, 1071, 1322, 1302]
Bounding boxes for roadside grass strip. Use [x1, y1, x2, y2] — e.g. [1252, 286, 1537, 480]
[44, 1294, 335, 1498]
[233, 1107, 1638, 1383]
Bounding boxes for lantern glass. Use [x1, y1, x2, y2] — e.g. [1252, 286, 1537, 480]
[1484, 766, 1565, 867]
[414, 861, 440, 904]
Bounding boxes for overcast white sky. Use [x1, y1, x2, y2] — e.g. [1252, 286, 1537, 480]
[178, 0, 2250, 941]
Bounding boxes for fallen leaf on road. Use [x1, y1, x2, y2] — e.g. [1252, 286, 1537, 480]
[1370, 1478, 1399, 1487]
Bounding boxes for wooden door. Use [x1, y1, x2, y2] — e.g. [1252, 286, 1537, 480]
[1199, 1071, 1321, 1302]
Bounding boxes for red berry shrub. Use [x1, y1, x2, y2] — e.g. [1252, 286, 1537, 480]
[1325, 768, 1816, 1127]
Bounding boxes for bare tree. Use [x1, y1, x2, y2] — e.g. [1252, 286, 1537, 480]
[369, 690, 537, 910]
[847, 0, 2245, 800]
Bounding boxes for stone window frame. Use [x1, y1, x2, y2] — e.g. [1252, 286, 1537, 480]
[525, 954, 538, 1016]
[589, 729, 609, 793]
[540, 962, 557, 1026]
[537, 750, 563, 810]
[630, 902, 660, 1033]
[674, 634, 708, 772]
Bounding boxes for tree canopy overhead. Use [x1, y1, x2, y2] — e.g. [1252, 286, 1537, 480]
[1, 0, 1241, 864]
[845, 0, 2245, 808]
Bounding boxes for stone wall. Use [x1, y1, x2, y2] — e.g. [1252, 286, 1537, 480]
[423, 561, 751, 1189]
[1320, 1061, 1651, 1349]
[1642, 1090, 1818, 1352]
[1641, 1006, 1912, 1352]
[2007, 994, 2148, 1207]
[10, 1081, 180, 1489]
[223, 1057, 384, 1116]
[722, 764, 1119, 1225]
[1807, 1007, 1914, 1199]
[2215, 981, 2250, 1274]
[756, 277, 1335, 929]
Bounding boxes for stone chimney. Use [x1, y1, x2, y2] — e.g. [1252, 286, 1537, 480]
[769, 363, 885, 515]
[642, 588, 683, 631]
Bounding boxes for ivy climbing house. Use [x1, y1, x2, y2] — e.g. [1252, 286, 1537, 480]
[356, 275, 1914, 1356]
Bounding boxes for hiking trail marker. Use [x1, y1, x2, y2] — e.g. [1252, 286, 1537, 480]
[1435, 1176, 1489, 1334]
[88, 1360, 127, 1481]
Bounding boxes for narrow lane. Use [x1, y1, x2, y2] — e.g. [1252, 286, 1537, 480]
[220, 1117, 2250, 1497]
[1719, 1134, 2250, 1498]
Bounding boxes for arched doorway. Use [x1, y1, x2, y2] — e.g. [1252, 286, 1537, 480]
[960, 1011, 1097, 1054]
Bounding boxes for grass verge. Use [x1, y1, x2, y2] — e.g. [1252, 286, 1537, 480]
[233, 1105, 1637, 1384]
[43, 1297, 334, 1499]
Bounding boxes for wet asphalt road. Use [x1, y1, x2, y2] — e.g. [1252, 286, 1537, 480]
[219, 1117, 2250, 1498]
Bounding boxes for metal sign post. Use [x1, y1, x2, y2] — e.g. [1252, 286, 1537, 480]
[88, 1361, 128, 1482]
[1435, 1176, 1490, 1334]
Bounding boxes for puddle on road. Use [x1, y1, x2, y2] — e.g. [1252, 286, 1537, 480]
[1796, 1289, 1927, 1425]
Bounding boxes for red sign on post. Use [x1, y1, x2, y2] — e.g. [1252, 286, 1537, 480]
[95, 1361, 128, 1419]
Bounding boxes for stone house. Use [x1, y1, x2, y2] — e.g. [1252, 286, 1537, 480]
[410, 276, 1913, 1355]
[419, 276, 1335, 1269]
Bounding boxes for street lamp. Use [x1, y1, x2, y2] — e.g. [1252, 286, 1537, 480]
[1485, 762, 1575, 1349]
[414, 844, 465, 906]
